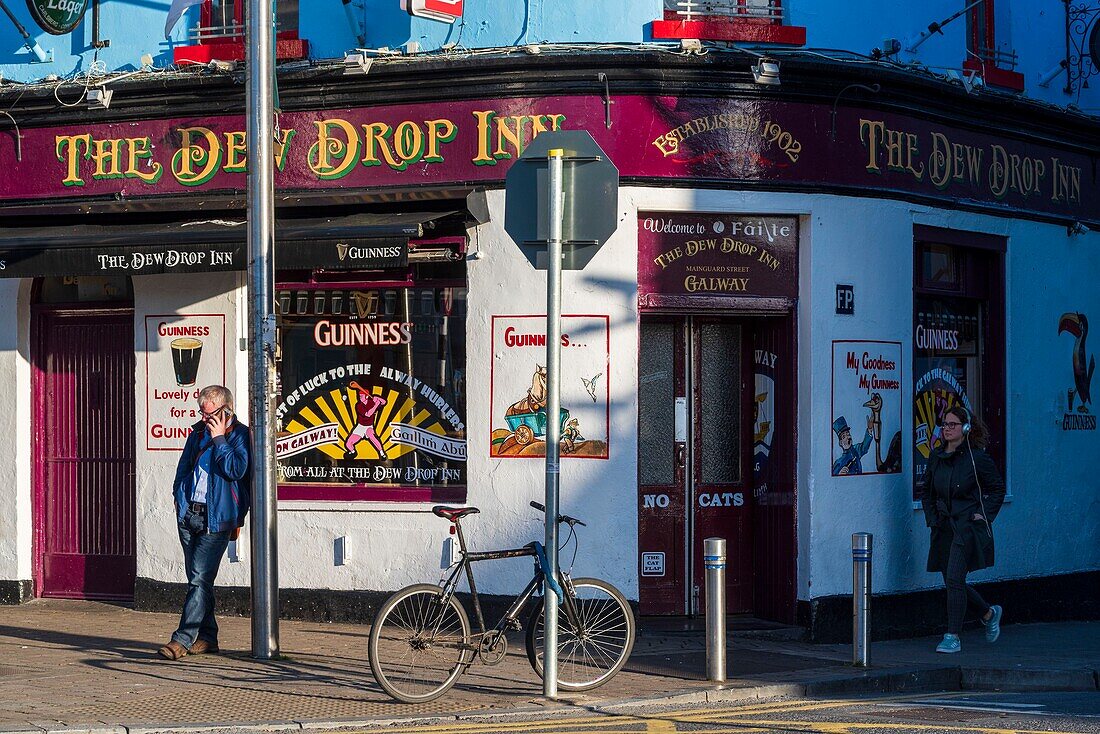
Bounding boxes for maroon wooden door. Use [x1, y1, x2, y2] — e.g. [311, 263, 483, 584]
[638, 318, 689, 614]
[689, 319, 753, 615]
[750, 316, 798, 623]
[638, 316, 753, 615]
[34, 309, 136, 600]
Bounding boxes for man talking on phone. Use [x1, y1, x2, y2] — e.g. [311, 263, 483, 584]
[158, 385, 252, 660]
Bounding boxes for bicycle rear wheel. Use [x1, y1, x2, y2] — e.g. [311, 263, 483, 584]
[368, 583, 472, 703]
[525, 577, 636, 690]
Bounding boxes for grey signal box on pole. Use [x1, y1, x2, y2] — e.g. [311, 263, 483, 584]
[504, 131, 619, 270]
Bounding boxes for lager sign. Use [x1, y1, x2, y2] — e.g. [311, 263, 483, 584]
[26, 0, 89, 34]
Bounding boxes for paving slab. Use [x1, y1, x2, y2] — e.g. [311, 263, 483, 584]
[0, 599, 1095, 733]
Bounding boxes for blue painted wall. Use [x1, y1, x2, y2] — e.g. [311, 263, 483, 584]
[0, 2, 1094, 111]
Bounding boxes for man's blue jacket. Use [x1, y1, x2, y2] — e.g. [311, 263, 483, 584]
[173, 420, 252, 533]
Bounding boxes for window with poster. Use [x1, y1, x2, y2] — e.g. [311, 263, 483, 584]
[172, 0, 309, 64]
[274, 278, 467, 503]
[912, 228, 1006, 499]
[651, 0, 807, 44]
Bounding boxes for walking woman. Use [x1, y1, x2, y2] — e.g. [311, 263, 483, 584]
[920, 405, 1007, 653]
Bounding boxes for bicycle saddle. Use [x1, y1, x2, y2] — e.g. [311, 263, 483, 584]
[432, 505, 480, 521]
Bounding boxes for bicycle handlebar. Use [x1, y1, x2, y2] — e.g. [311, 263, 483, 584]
[530, 500, 587, 527]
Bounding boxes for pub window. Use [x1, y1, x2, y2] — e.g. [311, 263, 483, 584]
[173, 0, 308, 63]
[912, 232, 1006, 499]
[664, 0, 784, 23]
[963, 0, 1024, 91]
[198, 0, 300, 41]
[653, 0, 806, 43]
[36, 276, 133, 304]
[920, 243, 959, 290]
[274, 285, 466, 502]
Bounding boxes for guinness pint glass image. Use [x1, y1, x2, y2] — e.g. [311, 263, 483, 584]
[170, 337, 203, 387]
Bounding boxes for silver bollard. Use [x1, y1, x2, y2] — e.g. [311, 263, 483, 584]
[852, 532, 872, 667]
[704, 537, 726, 682]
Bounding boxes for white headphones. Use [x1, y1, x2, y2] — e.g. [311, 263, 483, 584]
[955, 404, 991, 533]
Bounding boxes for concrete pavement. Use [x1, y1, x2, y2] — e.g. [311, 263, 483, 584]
[0, 600, 1095, 733]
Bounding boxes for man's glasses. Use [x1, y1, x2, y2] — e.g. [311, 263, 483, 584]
[201, 406, 227, 419]
[941, 421, 963, 428]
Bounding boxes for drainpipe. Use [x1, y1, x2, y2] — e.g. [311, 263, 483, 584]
[0, 0, 49, 63]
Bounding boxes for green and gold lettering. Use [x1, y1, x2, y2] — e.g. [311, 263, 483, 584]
[859, 119, 885, 173]
[171, 126, 222, 186]
[125, 137, 163, 184]
[472, 110, 496, 165]
[223, 131, 248, 173]
[92, 138, 124, 179]
[56, 133, 93, 187]
[424, 119, 457, 163]
[307, 118, 360, 179]
[360, 122, 402, 170]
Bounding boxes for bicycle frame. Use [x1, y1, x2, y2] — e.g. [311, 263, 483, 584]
[437, 517, 580, 644]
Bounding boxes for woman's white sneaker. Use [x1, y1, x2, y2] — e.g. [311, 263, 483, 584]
[936, 633, 961, 653]
[983, 605, 1003, 643]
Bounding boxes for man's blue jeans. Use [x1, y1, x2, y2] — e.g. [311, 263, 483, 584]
[172, 506, 230, 649]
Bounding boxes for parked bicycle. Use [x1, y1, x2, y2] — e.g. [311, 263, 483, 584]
[368, 501, 636, 703]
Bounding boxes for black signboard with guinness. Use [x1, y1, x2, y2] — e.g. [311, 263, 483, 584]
[278, 239, 408, 271]
[0, 237, 409, 278]
[0, 210, 446, 278]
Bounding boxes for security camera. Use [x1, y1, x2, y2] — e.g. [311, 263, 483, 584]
[1038, 59, 1068, 88]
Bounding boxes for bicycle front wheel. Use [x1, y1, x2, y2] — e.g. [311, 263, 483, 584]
[525, 577, 636, 690]
[368, 583, 472, 703]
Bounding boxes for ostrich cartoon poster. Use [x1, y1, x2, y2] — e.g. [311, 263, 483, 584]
[490, 315, 610, 458]
[831, 341, 903, 476]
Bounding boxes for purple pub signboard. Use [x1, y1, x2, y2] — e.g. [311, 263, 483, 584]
[0, 94, 1096, 224]
[638, 212, 798, 309]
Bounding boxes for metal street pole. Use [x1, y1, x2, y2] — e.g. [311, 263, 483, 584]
[852, 532, 872, 667]
[247, 0, 279, 659]
[704, 537, 727, 682]
[542, 148, 564, 698]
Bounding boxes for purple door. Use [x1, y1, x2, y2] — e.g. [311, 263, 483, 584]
[34, 308, 136, 600]
[638, 316, 754, 615]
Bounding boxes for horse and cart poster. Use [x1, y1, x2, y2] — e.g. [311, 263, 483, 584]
[490, 315, 610, 458]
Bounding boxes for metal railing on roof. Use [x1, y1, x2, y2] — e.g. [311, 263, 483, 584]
[665, 0, 783, 22]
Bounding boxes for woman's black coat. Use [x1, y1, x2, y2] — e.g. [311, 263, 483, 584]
[919, 444, 1006, 573]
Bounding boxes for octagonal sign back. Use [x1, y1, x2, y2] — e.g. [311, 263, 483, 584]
[504, 130, 619, 270]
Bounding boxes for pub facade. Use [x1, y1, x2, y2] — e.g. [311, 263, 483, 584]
[1, 40, 1098, 636]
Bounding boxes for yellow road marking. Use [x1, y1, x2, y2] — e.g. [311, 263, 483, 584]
[342, 691, 1069, 734]
[342, 698, 886, 733]
[704, 721, 1088, 734]
[656, 691, 974, 722]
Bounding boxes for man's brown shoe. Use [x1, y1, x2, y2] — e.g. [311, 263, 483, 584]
[157, 640, 188, 660]
[189, 639, 220, 655]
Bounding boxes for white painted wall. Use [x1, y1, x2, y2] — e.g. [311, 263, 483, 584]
[8, 187, 1096, 608]
[0, 279, 32, 583]
[133, 273, 252, 588]
[801, 200, 1100, 599]
[271, 187, 641, 598]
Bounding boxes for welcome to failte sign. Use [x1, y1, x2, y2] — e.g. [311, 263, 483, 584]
[26, 0, 89, 34]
